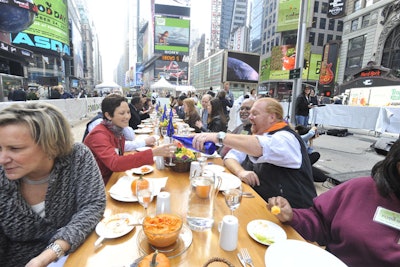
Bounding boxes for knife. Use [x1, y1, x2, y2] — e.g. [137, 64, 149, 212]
[237, 253, 246, 267]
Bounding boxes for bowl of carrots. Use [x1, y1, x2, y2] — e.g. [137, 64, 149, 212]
[142, 213, 183, 248]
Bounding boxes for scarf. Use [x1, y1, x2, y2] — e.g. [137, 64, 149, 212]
[101, 119, 124, 138]
[264, 121, 287, 133]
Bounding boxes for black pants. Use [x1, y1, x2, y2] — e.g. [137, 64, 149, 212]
[309, 152, 328, 182]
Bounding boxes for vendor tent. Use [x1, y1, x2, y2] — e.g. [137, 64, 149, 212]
[150, 77, 175, 90]
[95, 81, 122, 95]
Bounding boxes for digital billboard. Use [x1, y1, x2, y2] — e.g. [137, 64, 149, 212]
[154, 17, 190, 54]
[155, 60, 188, 82]
[225, 51, 260, 84]
[11, 0, 70, 55]
[268, 43, 311, 80]
[276, 0, 313, 32]
[154, 0, 190, 17]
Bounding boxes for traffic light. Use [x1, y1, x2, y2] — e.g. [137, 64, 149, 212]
[323, 89, 332, 97]
[303, 59, 309, 69]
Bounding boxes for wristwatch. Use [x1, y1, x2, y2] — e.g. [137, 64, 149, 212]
[217, 131, 226, 146]
[46, 242, 65, 260]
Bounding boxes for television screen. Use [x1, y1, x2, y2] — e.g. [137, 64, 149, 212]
[154, 17, 190, 54]
[226, 51, 260, 83]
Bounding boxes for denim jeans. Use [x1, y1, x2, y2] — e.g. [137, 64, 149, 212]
[295, 115, 309, 126]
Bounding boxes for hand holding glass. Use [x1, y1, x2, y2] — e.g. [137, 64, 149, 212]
[165, 142, 177, 167]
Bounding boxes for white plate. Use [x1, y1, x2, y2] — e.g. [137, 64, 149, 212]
[188, 127, 195, 132]
[109, 176, 168, 202]
[204, 164, 225, 173]
[134, 128, 153, 134]
[217, 172, 242, 191]
[247, 220, 287, 246]
[136, 147, 152, 152]
[200, 151, 221, 158]
[130, 165, 154, 174]
[95, 213, 135, 239]
[265, 239, 348, 267]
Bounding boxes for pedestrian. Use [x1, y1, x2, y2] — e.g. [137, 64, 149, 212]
[0, 102, 106, 266]
[268, 138, 400, 267]
[295, 86, 313, 126]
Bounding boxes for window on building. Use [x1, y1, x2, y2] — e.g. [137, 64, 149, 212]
[336, 35, 342, 41]
[351, 19, 359, 31]
[312, 17, 317, 28]
[267, 42, 270, 52]
[348, 35, 365, 51]
[262, 44, 266, 55]
[320, 18, 326, 29]
[362, 14, 370, 28]
[346, 56, 362, 69]
[273, 13, 276, 23]
[354, 0, 361, 11]
[337, 20, 343, 31]
[314, 1, 319, 12]
[321, 2, 329, 13]
[366, 0, 373, 7]
[327, 34, 333, 42]
[276, 37, 280, 46]
[309, 32, 315, 45]
[317, 33, 324, 46]
[264, 19, 268, 28]
[328, 19, 335, 31]
[263, 32, 266, 41]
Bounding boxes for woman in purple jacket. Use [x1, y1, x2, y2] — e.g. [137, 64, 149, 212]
[268, 139, 400, 267]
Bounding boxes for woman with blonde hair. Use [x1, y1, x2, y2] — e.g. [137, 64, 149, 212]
[0, 102, 106, 266]
[183, 98, 201, 133]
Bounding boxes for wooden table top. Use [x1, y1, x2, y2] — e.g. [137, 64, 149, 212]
[65, 158, 305, 267]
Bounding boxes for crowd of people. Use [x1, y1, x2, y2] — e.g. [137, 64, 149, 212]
[2, 84, 398, 267]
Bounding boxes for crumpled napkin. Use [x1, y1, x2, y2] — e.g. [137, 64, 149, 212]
[109, 176, 168, 201]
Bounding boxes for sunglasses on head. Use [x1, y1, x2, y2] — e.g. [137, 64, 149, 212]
[240, 106, 251, 111]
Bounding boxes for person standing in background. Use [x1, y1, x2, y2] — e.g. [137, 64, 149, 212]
[223, 82, 234, 110]
[295, 86, 312, 126]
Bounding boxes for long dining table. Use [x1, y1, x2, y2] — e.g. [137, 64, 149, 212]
[64, 157, 306, 267]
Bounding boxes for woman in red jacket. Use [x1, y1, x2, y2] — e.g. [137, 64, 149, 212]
[84, 94, 172, 184]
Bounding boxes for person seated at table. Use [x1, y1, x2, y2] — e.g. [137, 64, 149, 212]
[219, 98, 255, 158]
[267, 139, 400, 266]
[195, 98, 228, 133]
[84, 114, 157, 152]
[193, 98, 317, 208]
[84, 94, 173, 184]
[140, 95, 153, 120]
[128, 93, 144, 130]
[295, 125, 328, 183]
[200, 94, 212, 131]
[174, 95, 187, 119]
[182, 98, 201, 133]
[0, 102, 106, 267]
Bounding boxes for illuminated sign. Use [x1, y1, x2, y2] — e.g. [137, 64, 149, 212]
[11, 0, 70, 55]
[154, 16, 190, 54]
[161, 54, 183, 61]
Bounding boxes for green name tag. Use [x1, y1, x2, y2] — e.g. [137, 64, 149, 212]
[373, 206, 400, 230]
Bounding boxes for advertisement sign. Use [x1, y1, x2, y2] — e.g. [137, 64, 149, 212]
[277, 0, 300, 32]
[318, 41, 340, 93]
[226, 51, 260, 83]
[136, 63, 144, 86]
[268, 43, 311, 80]
[11, 0, 69, 55]
[155, 60, 188, 82]
[154, 17, 190, 54]
[328, 0, 346, 18]
[154, 0, 190, 17]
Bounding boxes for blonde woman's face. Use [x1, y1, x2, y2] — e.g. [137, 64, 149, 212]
[0, 124, 52, 180]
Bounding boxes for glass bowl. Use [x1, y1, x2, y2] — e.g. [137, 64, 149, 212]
[142, 213, 183, 248]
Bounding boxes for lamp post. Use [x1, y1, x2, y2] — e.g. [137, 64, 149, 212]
[289, 0, 308, 125]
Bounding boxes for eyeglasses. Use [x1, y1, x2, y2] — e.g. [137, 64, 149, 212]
[240, 106, 251, 111]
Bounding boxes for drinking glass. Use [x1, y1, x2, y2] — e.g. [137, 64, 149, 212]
[165, 141, 177, 167]
[224, 184, 242, 216]
[137, 179, 154, 220]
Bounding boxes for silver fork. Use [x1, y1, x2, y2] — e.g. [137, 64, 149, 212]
[240, 248, 255, 267]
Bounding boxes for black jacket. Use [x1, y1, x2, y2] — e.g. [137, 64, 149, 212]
[129, 103, 142, 130]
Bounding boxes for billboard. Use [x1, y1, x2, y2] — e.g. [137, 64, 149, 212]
[318, 41, 340, 95]
[155, 60, 188, 82]
[268, 43, 311, 80]
[276, 0, 313, 32]
[154, 17, 190, 54]
[10, 0, 70, 55]
[225, 51, 260, 84]
[154, 0, 190, 17]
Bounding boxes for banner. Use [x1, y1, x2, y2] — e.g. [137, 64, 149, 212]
[318, 41, 340, 94]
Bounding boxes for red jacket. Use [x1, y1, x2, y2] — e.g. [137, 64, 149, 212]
[84, 124, 154, 184]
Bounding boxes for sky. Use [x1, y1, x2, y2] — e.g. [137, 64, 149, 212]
[86, 0, 211, 83]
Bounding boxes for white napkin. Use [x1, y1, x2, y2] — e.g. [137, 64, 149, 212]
[109, 176, 168, 200]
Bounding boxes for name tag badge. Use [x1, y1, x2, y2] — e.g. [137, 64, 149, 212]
[373, 206, 400, 231]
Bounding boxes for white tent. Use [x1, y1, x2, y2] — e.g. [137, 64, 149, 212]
[95, 81, 122, 95]
[150, 77, 175, 90]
